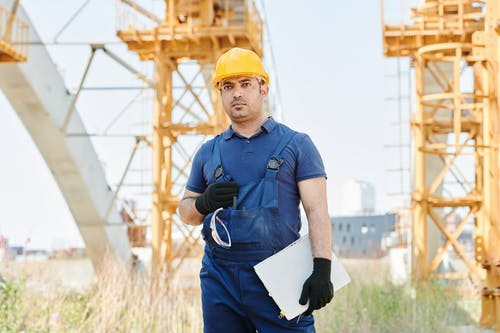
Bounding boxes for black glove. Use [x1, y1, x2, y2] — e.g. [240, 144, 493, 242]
[195, 181, 239, 215]
[299, 257, 334, 316]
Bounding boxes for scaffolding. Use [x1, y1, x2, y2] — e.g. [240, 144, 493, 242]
[116, 0, 264, 273]
[384, 55, 412, 248]
[382, 0, 500, 328]
[0, 1, 28, 63]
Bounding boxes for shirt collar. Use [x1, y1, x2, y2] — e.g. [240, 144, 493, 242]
[223, 116, 277, 140]
[261, 116, 277, 133]
[222, 126, 236, 140]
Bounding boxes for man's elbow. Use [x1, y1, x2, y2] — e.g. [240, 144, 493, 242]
[178, 209, 189, 225]
[179, 213, 199, 226]
[178, 206, 192, 225]
[178, 200, 203, 226]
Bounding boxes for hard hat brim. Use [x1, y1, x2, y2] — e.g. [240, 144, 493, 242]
[213, 71, 270, 88]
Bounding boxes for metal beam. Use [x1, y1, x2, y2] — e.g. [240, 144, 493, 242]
[62, 45, 98, 133]
[120, 0, 162, 25]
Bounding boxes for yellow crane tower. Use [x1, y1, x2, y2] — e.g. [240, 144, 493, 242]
[116, 0, 263, 273]
[382, 0, 499, 328]
[0, 0, 27, 62]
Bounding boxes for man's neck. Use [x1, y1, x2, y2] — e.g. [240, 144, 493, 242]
[232, 115, 269, 138]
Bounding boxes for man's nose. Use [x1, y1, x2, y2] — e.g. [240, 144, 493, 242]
[232, 86, 243, 98]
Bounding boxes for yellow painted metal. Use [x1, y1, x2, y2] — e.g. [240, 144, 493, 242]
[0, 3, 28, 63]
[213, 47, 269, 86]
[382, 0, 500, 328]
[117, 0, 263, 273]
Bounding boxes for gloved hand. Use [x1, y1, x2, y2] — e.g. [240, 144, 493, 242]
[195, 181, 239, 215]
[299, 257, 334, 316]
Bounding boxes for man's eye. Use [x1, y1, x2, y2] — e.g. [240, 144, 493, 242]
[223, 85, 232, 90]
[242, 82, 251, 87]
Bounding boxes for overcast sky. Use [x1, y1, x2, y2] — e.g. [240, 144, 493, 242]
[0, 0, 415, 248]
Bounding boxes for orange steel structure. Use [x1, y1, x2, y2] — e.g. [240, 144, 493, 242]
[382, 0, 500, 328]
[116, 0, 263, 273]
[0, 0, 27, 63]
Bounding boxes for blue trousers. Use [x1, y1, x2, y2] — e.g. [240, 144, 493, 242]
[200, 250, 315, 333]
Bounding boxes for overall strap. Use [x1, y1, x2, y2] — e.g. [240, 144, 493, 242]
[273, 131, 297, 157]
[260, 131, 297, 208]
[265, 131, 297, 176]
[211, 135, 225, 183]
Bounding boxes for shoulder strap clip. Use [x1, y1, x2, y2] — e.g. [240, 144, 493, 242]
[267, 157, 283, 171]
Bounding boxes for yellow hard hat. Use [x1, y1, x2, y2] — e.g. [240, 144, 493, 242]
[213, 48, 269, 88]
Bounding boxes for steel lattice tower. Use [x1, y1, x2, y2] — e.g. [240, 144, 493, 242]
[0, 0, 27, 62]
[116, 0, 264, 273]
[382, 0, 500, 328]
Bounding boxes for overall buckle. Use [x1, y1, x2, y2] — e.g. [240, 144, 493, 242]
[214, 165, 224, 180]
[267, 157, 283, 171]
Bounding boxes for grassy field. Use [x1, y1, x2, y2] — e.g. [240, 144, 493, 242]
[0, 256, 479, 332]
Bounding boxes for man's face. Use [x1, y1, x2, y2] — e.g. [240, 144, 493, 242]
[219, 75, 269, 123]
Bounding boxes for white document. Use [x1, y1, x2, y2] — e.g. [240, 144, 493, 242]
[254, 234, 351, 320]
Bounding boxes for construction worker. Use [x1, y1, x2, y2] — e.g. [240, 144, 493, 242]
[179, 47, 333, 332]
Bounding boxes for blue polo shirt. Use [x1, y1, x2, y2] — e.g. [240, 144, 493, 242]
[186, 117, 326, 231]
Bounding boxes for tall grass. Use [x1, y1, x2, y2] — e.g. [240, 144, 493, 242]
[0, 257, 476, 332]
[0, 257, 203, 332]
[314, 278, 474, 332]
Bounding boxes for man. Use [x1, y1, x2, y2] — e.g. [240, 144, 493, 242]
[179, 47, 333, 332]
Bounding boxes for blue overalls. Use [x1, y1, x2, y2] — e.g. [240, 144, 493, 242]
[200, 131, 315, 333]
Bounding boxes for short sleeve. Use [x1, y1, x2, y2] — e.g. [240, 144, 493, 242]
[186, 146, 207, 193]
[295, 134, 327, 182]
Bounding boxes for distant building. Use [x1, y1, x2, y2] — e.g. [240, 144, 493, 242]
[331, 214, 396, 258]
[9, 246, 24, 256]
[50, 247, 86, 260]
[341, 180, 375, 215]
[381, 208, 411, 250]
[0, 235, 8, 262]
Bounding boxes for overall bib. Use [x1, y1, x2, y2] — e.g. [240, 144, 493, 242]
[200, 131, 315, 333]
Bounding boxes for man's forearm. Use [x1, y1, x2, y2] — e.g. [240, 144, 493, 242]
[178, 197, 204, 226]
[306, 208, 332, 259]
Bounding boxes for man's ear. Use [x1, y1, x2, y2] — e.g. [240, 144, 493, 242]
[260, 84, 269, 96]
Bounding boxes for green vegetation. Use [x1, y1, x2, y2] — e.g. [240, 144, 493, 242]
[0, 278, 23, 332]
[315, 278, 475, 333]
[0, 260, 476, 333]
[0, 261, 203, 333]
